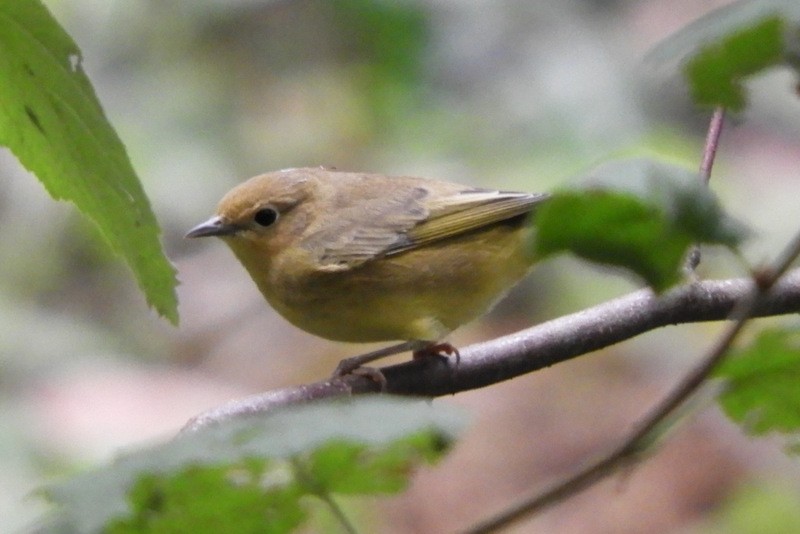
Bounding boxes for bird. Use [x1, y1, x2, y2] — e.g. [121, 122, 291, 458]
[186, 167, 548, 376]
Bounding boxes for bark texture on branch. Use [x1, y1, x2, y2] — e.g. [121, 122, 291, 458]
[184, 270, 800, 432]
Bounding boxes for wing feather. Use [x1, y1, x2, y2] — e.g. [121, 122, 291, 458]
[389, 190, 548, 254]
[305, 181, 548, 270]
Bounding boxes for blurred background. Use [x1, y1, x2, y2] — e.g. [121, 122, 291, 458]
[3, 0, 800, 532]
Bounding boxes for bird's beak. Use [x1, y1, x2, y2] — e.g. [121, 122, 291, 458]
[185, 216, 239, 238]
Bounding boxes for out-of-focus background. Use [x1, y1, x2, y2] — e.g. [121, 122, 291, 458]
[3, 0, 800, 532]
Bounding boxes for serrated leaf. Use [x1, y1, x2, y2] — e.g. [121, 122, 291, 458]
[42, 397, 466, 533]
[647, 0, 800, 65]
[533, 159, 747, 291]
[0, 1, 178, 323]
[647, 0, 800, 111]
[107, 463, 306, 534]
[685, 16, 785, 110]
[715, 328, 800, 445]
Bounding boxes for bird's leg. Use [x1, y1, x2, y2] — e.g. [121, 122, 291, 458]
[332, 340, 461, 390]
[332, 340, 420, 378]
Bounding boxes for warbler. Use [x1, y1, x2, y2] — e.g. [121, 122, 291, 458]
[187, 167, 548, 373]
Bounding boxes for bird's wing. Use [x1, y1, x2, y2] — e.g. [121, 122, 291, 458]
[390, 189, 549, 255]
[305, 184, 548, 271]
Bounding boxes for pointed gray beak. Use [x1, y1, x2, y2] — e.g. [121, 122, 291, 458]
[185, 216, 239, 238]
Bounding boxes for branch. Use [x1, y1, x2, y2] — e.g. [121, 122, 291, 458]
[184, 268, 800, 432]
[699, 107, 725, 184]
[464, 228, 800, 533]
[686, 106, 726, 271]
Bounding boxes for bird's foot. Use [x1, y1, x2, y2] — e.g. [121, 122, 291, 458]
[412, 342, 461, 366]
[331, 341, 419, 388]
[331, 340, 460, 392]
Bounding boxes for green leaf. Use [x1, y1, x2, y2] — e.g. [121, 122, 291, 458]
[685, 16, 785, 110]
[42, 397, 466, 533]
[533, 158, 747, 291]
[107, 463, 306, 534]
[647, 0, 800, 111]
[0, 0, 178, 323]
[301, 431, 450, 495]
[715, 328, 800, 447]
[536, 190, 689, 290]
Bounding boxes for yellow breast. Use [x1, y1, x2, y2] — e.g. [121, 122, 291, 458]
[225, 222, 534, 343]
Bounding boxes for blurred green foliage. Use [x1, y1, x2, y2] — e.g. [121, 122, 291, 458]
[46, 398, 464, 533]
[716, 328, 800, 449]
[685, 16, 785, 110]
[705, 483, 800, 534]
[331, 0, 429, 127]
[534, 159, 746, 291]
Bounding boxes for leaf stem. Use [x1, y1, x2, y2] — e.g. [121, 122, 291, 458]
[316, 492, 359, 534]
[290, 458, 360, 534]
[700, 107, 726, 184]
[687, 106, 726, 271]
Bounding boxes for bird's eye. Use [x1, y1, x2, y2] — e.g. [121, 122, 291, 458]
[253, 207, 279, 227]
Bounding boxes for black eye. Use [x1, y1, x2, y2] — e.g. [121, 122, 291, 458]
[253, 207, 278, 227]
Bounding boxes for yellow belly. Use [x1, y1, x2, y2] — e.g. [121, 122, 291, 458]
[232, 224, 534, 343]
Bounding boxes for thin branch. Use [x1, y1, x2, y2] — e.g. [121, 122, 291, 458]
[183, 268, 800, 432]
[699, 107, 726, 184]
[462, 229, 800, 534]
[687, 107, 726, 271]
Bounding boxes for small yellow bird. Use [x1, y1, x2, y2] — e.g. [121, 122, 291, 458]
[187, 167, 548, 374]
